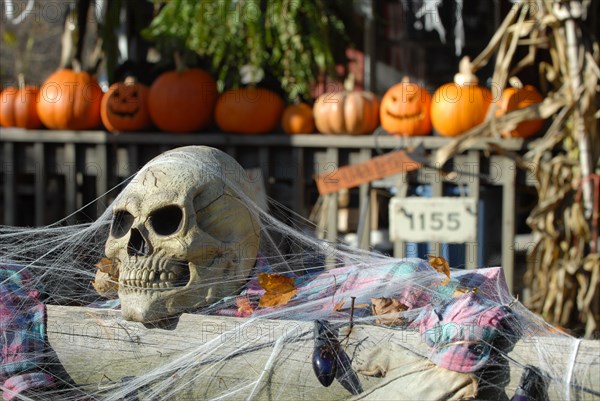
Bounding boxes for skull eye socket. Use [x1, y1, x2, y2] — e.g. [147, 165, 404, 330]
[111, 210, 134, 238]
[150, 206, 183, 236]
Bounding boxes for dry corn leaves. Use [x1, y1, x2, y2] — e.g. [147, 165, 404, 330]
[258, 273, 297, 307]
[371, 297, 409, 326]
[427, 254, 451, 285]
[92, 258, 119, 298]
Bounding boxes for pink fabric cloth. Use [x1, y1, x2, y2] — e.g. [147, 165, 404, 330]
[1, 264, 55, 400]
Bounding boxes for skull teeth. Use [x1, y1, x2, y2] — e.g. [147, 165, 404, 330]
[120, 265, 189, 290]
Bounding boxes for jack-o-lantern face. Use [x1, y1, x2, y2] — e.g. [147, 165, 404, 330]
[109, 87, 141, 117]
[101, 78, 151, 133]
[380, 79, 432, 136]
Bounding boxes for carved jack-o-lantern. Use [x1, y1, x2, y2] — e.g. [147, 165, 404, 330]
[101, 77, 152, 133]
[380, 77, 432, 136]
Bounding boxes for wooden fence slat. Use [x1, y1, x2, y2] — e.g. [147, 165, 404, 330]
[429, 159, 444, 257]
[357, 148, 373, 250]
[95, 143, 108, 215]
[2, 142, 16, 225]
[34, 142, 46, 226]
[501, 156, 517, 292]
[64, 143, 77, 221]
[466, 150, 481, 269]
[392, 172, 409, 258]
[291, 148, 306, 217]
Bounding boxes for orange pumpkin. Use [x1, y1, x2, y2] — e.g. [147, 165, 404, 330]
[313, 91, 380, 135]
[14, 86, 43, 129]
[101, 77, 151, 133]
[148, 68, 218, 133]
[380, 77, 432, 136]
[0, 86, 43, 129]
[215, 87, 284, 134]
[37, 68, 103, 130]
[495, 82, 544, 138]
[430, 57, 492, 137]
[281, 103, 315, 134]
[0, 87, 18, 127]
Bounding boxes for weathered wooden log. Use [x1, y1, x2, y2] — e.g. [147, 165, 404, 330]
[43, 305, 600, 400]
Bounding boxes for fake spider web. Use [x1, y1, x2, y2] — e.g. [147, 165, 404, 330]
[1, 146, 598, 401]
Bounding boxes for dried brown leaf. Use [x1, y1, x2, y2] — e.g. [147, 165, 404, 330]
[96, 257, 119, 279]
[371, 297, 408, 326]
[258, 273, 297, 307]
[92, 270, 118, 298]
[427, 254, 451, 285]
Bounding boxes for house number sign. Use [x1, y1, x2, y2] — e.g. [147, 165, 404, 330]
[389, 197, 478, 243]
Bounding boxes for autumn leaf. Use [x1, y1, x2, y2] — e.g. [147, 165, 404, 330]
[371, 297, 409, 326]
[96, 257, 119, 278]
[92, 258, 119, 298]
[235, 296, 255, 317]
[427, 254, 450, 285]
[257, 273, 297, 307]
[453, 287, 479, 296]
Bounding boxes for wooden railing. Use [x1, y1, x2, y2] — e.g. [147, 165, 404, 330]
[0, 128, 528, 290]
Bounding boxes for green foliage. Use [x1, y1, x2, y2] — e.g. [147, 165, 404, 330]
[143, 0, 354, 100]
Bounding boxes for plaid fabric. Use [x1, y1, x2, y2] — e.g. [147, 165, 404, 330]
[240, 259, 518, 373]
[1, 264, 54, 400]
[415, 291, 518, 373]
[2, 372, 55, 401]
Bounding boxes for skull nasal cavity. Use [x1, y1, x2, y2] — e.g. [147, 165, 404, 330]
[150, 206, 183, 236]
[128, 229, 150, 256]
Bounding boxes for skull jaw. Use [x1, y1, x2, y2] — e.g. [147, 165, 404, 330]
[117, 272, 232, 323]
[118, 288, 187, 323]
[117, 255, 256, 323]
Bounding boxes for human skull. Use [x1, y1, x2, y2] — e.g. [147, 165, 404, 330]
[105, 146, 260, 323]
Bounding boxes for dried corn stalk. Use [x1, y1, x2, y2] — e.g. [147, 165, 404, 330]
[434, 0, 599, 337]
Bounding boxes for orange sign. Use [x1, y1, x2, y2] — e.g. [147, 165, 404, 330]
[315, 150, 422, 195]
